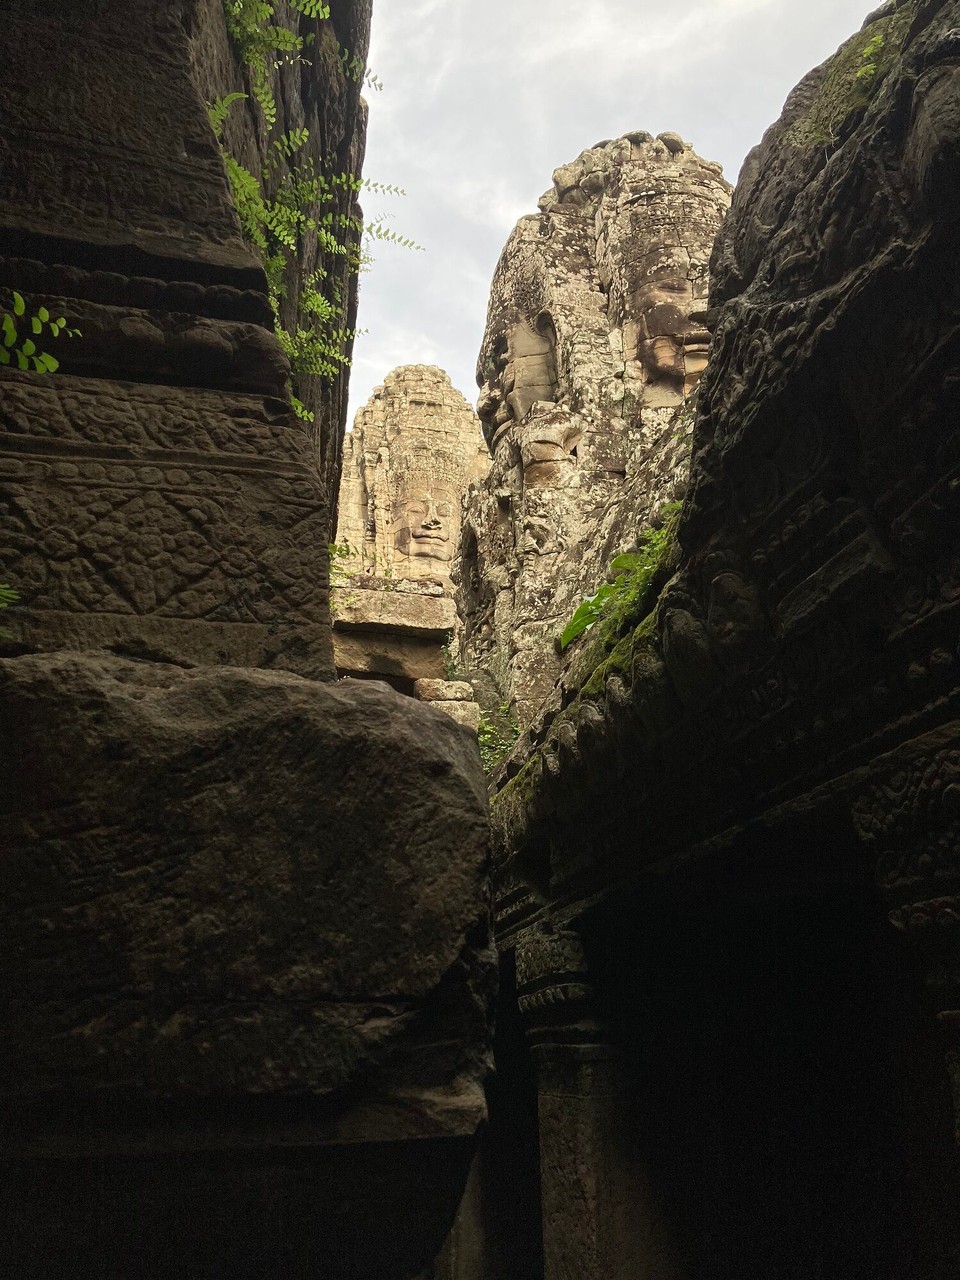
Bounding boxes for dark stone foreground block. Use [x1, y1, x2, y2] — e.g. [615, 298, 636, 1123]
[0, 651, 495, 1277]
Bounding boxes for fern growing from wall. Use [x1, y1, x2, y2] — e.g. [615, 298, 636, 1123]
[215, 2, 422, 421]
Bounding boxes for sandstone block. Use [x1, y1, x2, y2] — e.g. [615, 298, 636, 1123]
[332, 584, 456, 636]
[435, 700, 482, 732]
[0, 650, 493, 1116]
[332, 629, 447, 684]
[416, 679, 475, 702]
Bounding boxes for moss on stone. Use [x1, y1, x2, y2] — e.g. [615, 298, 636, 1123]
[783, 4, 914, 149]
[581, 625, 640, 700]
[562, 507, 680, 689]
[490, 754, 537, 851]
[491, 508, 681, 849]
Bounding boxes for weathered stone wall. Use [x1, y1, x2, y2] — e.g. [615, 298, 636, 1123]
[0, 6, 496, 1276]
[477, 2, 960, 1275]
[0, 0, 370, 675]
[457, 133, 730, 726]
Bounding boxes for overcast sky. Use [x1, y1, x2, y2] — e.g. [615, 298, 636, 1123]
[347, 0, 878, 425]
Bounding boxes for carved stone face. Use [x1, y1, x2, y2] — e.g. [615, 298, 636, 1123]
[391, 478, 458, 576]
[635, 275, 712, 395]
[477, 321, 558, 447]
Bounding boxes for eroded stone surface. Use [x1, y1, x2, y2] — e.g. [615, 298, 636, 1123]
[457, 133, 730, 724]
[0, 651, 493, 1122]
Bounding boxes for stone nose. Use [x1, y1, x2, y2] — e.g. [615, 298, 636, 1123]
[421, 513, 442, 530]
[477, 384, 500, 419]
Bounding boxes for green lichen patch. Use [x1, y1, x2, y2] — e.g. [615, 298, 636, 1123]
[491, 506, 683, 844]
[478, 703, 520, 773]
[560, 503, 681, 672]
[783, 4, 914, 150]
[491, 753, 539, 855]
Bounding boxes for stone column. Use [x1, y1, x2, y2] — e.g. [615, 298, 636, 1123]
[515, 928, 682, 1280]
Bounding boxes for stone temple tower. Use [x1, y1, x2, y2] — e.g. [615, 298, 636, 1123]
[333, 366, 488, 718]
[338, 365, 488, 586]
[458, 131, 732, 724]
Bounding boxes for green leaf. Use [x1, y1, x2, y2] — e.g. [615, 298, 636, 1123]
[37, 306, 49, 323]
[0, 347, 9, 365]
[559, 595, 605, 650]
[15, 351, 28, 370]
[12, 292, 25, 316]
[31, 316, 42, 334]
[610, 553, 641, 573]
[2, 315, 17, 347]
[21, 338, 35, 357]
[38, 353, 59, 373]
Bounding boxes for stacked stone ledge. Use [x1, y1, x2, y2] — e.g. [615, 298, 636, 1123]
[415, 678, 482, 731]
[334, 364, 487, 732]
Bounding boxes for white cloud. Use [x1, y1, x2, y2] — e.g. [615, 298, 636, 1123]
[347, 0, 876, 425]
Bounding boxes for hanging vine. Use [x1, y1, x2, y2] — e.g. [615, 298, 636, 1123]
[216, 2, 421, 419]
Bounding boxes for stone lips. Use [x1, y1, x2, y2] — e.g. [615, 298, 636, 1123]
[0, 651, 494, 1134]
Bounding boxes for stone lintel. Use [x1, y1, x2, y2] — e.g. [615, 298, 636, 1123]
[415, 679, 474, 702]
[333, 629, 446, 683]
[331, 585, 456, 637]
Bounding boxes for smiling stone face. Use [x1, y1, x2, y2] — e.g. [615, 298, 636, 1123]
[392, 477, 458, 573]
[336, 365, 489, 589]
[477, 321, 558, 449]
[634, 275, 713, 401]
